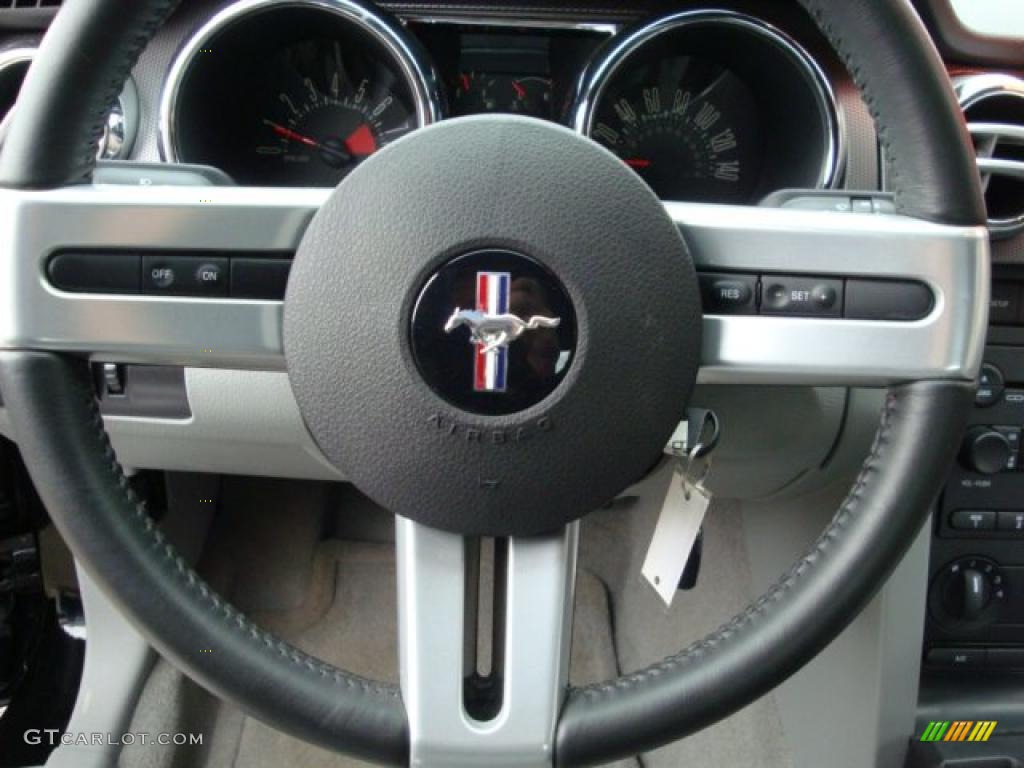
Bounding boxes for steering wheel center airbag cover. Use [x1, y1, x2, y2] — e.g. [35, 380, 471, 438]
[284, 115, 700, 535]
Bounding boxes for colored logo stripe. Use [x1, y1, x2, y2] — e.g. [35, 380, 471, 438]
[473, 272, 509, 392]
[920, 721, 950, 742]
[919, 720, 996, 742]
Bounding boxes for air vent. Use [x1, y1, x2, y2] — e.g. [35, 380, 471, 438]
[957, 74, 1024, 239]
[0, 1, 62, 9]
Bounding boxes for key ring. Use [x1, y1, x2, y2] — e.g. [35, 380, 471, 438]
[678, 409, 719, 499]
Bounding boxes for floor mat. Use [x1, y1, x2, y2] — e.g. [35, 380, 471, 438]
[120, 475, 790, 768]
[119, 540, 634, 768]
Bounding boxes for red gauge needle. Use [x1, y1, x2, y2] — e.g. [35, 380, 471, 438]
[511, 80, 527, 100]
[263, 119, 321, 149]
[343, 123, 377, 156]
[624, 158, 652, 169]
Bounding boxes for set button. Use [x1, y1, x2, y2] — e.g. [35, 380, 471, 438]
[761, 276, 842, 317]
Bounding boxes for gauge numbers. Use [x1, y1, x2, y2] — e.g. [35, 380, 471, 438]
[251, 38, 416, 186]
[589, 58, 761, 203]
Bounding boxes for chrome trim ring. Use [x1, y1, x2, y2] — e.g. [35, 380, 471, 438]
[569, 9, 843, 196]
[0, 46, 133, 160]
[0, 46, 37, 145]
[0, 45, 36, 81]
[158, 0, 444, 165]
[955, 73, 1024, 237]
[402, 14, 620, 36]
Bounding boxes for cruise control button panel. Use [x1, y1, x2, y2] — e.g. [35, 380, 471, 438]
[143, 256, 228, 296]
[47, 251, 292, 300]
[695, 272, 931, 321]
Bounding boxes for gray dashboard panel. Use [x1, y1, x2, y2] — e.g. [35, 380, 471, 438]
[105, 368, 344, 480]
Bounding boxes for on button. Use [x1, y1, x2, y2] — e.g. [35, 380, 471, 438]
[194, 262, 227, 294]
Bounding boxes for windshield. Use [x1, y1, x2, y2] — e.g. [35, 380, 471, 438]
[948, 0, 1024, 39]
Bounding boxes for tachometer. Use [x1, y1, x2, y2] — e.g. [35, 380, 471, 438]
[160, 0, 442, 187]
[249, 38, 414, 186]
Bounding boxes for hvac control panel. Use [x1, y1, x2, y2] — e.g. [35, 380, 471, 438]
[926, 345, 1024, 672]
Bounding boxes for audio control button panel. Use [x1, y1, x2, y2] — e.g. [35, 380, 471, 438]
[940, 353, 1024, 541]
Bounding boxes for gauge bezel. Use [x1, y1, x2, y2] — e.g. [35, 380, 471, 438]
[158, 0, 445, 168]
[0, 46, 37, 144]
[568, 10, 844, 199]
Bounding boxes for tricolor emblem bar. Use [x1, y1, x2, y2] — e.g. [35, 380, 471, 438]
[474, 271, 509, 392]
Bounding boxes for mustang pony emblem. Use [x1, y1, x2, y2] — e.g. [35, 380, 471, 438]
[444, 309, 561, 355]
[444, 271, 560, 392]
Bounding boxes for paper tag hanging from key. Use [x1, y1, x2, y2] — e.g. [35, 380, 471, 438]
[642, 410, 718, 607]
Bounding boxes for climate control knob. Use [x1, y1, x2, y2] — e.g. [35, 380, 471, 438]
[960, 427, 1012, 474]
[930, 557, 1006, 629]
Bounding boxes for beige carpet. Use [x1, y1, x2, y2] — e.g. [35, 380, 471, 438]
[118, 539, 632, 768]
[119, 476, 791, 768]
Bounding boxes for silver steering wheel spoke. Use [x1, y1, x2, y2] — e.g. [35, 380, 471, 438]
[0, 183, 988, 384]
[396, 518, 579, 768]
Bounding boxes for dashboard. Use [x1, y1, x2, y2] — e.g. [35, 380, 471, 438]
[145, 0, 846, 203]
[1, 3, 1024, 765]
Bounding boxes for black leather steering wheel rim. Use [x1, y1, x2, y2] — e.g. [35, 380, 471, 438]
[0, 1, 984, 766]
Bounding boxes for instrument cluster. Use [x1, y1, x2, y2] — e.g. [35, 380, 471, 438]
[160, 1, 842, 202]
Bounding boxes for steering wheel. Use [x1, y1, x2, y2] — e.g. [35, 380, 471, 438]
[0, 0, 989, 765]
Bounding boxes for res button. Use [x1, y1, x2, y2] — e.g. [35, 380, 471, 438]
[698, 273, 757, 314]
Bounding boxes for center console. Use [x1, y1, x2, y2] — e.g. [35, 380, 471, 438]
[925, 267, 1024, 671]
[915, 265, 1024, 765]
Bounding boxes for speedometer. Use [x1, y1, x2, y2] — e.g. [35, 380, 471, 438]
[160, 0, 442, 187]
[572, 11, 841, 204]
[589, 60, 761, 203]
